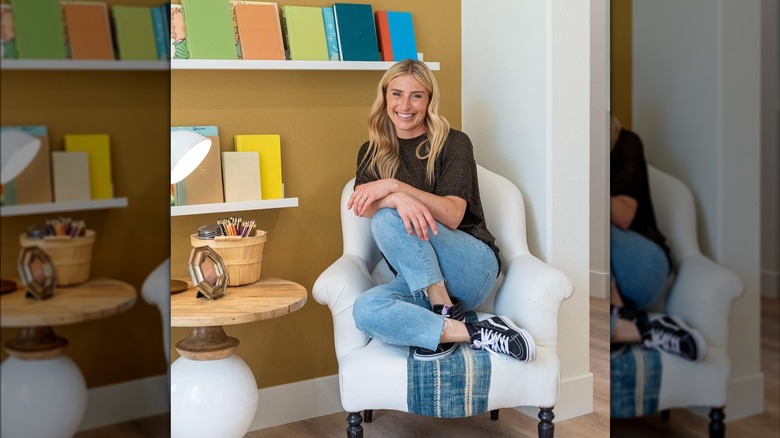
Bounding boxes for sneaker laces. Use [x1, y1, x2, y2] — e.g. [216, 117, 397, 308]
[473, 328, 512, 359]
[644, 328, 681, 353]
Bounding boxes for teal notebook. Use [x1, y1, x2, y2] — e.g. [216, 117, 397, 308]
[332, 3, 379, 61]
[180, 0, 237, 59]
[112, 6, 158, 60]
[10, 0, 67, 59]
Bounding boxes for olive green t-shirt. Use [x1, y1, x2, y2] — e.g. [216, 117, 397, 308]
[355, 129, 500, 269]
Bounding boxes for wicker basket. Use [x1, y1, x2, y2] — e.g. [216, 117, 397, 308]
[19, 230, 96, 287]
[190, 230, 266, 286]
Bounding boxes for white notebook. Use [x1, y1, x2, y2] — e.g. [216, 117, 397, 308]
[52, 151, 91, 202]
[221, 151, 261, 202]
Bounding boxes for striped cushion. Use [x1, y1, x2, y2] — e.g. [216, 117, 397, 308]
[407, 312, 491, 418]
[611, 344, 662, 418]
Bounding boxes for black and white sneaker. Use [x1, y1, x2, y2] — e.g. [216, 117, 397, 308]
[642, 314, 707, 362]
[413, 298, 464, 361]
[466, 315, 536, 362]
[413, 342, 458, 361]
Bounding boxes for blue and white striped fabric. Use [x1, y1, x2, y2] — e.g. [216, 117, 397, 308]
[611, 344, 662, 418]
[407, 312, 491, 418]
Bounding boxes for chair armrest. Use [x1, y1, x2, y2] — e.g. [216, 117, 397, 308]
[313, 253, 375, 359]
[666, 254, 743, 347]
[493, 254, 574, 347]
[142, 259, 170, 310]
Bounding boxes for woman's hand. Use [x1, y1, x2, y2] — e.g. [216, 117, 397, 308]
[348, 179, 398, 216]
[610, 195, 638, 230]
[392, 192, 439, 241]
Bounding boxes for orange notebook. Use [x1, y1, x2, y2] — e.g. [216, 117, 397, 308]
[62, 2, 115, 60]
[232, 2, 284, 60]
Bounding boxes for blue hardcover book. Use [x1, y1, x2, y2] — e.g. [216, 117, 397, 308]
[321, 7, 339, 61]
[161, 3, 171, 57]
[332, 3, 379, 61]
[151, 6, 167, 60]
[170, 126, 223, 205]
[0, 126, 51, 205]
[387, 11, 417, 61]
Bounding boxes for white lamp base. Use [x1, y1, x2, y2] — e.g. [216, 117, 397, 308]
[1, 355, 88, 438]
[171, 354, 259, 438]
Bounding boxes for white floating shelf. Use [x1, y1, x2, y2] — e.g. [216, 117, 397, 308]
[0, 198, 128, 217]
[172, 59, 440, 71]
[0, 60, 169, 71]
[171, 198, 299, 217]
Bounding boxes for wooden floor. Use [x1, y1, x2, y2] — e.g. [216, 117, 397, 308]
[76, 296, 779, 438]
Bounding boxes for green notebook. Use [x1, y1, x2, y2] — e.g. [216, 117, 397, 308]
[180, 0, 237, 59]
[111, 6, 157, 60]
[281, 6, 328, 61]
[10, 0, 67, 59]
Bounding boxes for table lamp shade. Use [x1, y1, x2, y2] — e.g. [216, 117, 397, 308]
[1, 131, 41, 184]
[171, 131, 212, 184]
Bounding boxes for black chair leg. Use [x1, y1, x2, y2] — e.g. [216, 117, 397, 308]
[661, 409, 670, 421]
[709, 407, 725, 438]
[490, 409, 499, 421]
[364, 409, 373, 423]
[347, 412, 363, 438]
[538, 406, 555, 438]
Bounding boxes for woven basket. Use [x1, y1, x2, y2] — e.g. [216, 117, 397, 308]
[190, 230, 266, 286]
[19, 230, 96, 287]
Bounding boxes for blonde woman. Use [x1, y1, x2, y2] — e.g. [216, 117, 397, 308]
[349, 60, 535, 362]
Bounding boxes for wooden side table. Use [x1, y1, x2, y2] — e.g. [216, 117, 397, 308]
[0, 278, 136, 438]
[170, 277, 306, 438]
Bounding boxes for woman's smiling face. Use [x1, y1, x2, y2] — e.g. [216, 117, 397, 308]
[385, 74, 430, 139]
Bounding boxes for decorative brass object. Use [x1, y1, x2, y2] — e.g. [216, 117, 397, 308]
[17, 246, 57, 300]
[188, 246, 228, 300]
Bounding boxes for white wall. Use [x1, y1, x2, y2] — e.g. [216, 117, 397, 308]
[462, 0, 597, 421]
[591, 0, 610, 299]
[761, 0, 780, 299]
[633, 0, 764, 420]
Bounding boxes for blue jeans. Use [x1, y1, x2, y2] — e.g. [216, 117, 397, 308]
[353, 208, 500, 351]
[610, 224, 670, 311]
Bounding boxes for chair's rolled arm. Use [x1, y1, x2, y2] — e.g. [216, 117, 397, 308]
[313, 253, 375, 359]
[665, 254, 743, 347]
[493, 254, 575, 346]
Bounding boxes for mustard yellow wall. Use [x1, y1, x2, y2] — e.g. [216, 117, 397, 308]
[611, 0, 632, 128]
[0, 0, 169, 388]
[170, 0, 462, 388]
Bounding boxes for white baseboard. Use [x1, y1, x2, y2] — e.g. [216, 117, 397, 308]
[517, 372, 594, 422]
[78, 374, 169, 431]
[250, 375, 343, 431]
[762, 269, 779, 298]
[688, 372, 765, 422]
[590, 270, 610, 298]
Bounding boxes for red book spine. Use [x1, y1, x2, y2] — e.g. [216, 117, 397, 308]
[375, 11, 393, 62]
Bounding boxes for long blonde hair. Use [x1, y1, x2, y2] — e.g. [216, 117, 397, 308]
[362, 60, 450, 185]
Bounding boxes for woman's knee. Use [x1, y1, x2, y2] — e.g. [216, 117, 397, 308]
[370, 208, 404, 238]
[352, 293, 372, 329]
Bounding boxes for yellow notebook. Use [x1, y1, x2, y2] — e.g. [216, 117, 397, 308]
[234, 134, 282, 199]
[63, 134, 113, 199]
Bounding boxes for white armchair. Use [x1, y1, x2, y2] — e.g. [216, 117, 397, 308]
[313, 165, 574, 438]
[642, 166, 743, 435]
[142, 259, 171, 365]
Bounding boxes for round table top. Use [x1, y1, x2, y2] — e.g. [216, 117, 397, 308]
[171, 277, 307, 327]
[0, 278, 136, 328]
